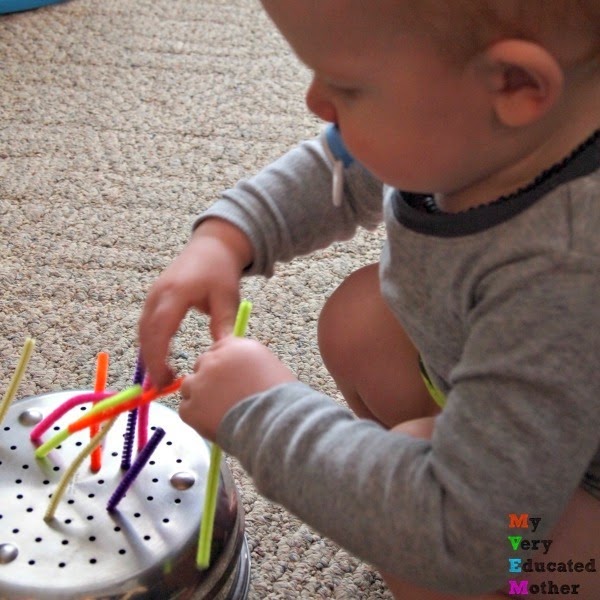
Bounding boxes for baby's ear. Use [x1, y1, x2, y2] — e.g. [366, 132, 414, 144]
[480, 39, 563, 127]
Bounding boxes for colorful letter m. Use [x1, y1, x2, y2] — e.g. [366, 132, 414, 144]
[508, 514, 529, 528]
[508, 580, 528, 595]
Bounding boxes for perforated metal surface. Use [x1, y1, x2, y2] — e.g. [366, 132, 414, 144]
[0, 391, 250, 599]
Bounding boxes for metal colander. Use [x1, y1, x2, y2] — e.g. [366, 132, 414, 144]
[0, 391, 250, 599]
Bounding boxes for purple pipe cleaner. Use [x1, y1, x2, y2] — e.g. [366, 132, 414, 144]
[132, 353, 146, 386]
[120, 352, 146, 470]
[120, 408, 138, 470]
[107, 427, 165, 512]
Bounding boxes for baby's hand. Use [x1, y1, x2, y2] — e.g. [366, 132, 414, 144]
[138, 219, 253, 388]
[179, 337, 297, 440]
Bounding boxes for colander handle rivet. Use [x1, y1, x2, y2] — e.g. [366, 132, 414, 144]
[18, 408, 44, 426]
[170, 471, 196, 490]
[0, 543, 19, 564]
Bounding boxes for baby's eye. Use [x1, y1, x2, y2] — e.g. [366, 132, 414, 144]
[331, 85, 361, 100]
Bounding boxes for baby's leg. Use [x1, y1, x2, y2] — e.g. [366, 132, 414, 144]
[383, 423, 599, 599]
[319, 265, 599, 599]
[318, 263, 439, 427]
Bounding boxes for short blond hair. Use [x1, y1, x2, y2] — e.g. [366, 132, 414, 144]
[404, 0, 600, 68]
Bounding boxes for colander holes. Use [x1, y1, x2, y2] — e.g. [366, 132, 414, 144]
[28, 560, 35, 565]
[97, 479, 105, 485]
[113, 526, 121, 532]
[176, 459, 182, 464]
[134, 513, 141, 518]
[162, 518, 170, 524]
[152, 478, 159, 483]
[62, 540, 69, 545]
[3, 426, 10, 431]
[22, 464, 29, 469]
[26, 507, 33, 513]
[143, 535, 151, 541]
[89, 536, 96, 542]
[35, 537, 42, 543]
[147, 496, 154, 501]
[43, 480, 50, 485]
[88, 493, 95, 498]
[118, 549, 126, 555]
[86, 515, 94, 521]
[75, 441, 82, 447]
[53, 466, 60, 472]
[15, 479, 22, 484]
[12, 528, 19, 534]
[58, 562, 66, 568]
[53, 426, 60, 431]
[64, 519, 72, 525]
[166, 441, 173, 446]
[80, 406, 87, 411]
[89, 558, 97, 564]
[111, 451, 118, 457]
[174, 499, 181, 504]
[67, 499, 75, 505]
[149, 460, 156, 465]
[16, 494, 23, 499]
[10, 445, 17, 450]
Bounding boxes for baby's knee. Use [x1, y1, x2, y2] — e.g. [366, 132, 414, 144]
[318, 288, 357, 378]
[317, 264, 379, 376]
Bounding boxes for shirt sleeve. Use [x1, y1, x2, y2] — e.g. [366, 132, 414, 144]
[216, 258, 600, 595]
[196, 129, 383, 277]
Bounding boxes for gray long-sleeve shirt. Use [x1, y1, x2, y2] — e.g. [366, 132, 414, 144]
[199, 127, 600, 594]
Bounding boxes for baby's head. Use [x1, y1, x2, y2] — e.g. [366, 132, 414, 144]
[263, 1, 599, 71]
[388, 1, 599, 69]
[261, 1, 599, 206]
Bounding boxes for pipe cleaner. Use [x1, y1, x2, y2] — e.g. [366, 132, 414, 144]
[107, 427, 165, 512]
[197, 299, 252, 569]
[121, 351, 146, 470]
[91, 351, 109, 472]
[0, 337, 35, 425]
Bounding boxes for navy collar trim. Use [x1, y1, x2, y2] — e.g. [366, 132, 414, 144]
[393, 130, 599, 238]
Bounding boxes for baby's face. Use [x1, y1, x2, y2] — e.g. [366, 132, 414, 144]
[261, 1, 498, 198]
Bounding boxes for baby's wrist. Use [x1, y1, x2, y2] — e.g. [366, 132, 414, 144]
[192, 218, 254, 272]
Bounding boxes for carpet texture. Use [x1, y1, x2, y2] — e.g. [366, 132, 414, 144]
[0, 1, 389, 597]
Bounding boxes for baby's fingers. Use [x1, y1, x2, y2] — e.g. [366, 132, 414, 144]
[139, 291, 188, 388]
[208, 288, 242, 341]
[179, 371, 214, 439]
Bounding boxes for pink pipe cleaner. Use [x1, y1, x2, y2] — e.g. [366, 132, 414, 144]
[136, 376, 152, 451]
[30, 390, 114, 443]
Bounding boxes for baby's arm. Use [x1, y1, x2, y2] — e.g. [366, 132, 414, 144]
[197, 129, 383, 277]
[179, 336, 297, 440]
[139, 130, 383, 387]
[207, 262, 600, 595]
[139, 218, 253, 387]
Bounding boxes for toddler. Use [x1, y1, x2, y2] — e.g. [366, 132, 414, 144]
[139, 2, 600, 597]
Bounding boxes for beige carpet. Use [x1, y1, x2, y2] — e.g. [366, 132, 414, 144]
[0, 1, 389, 597]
